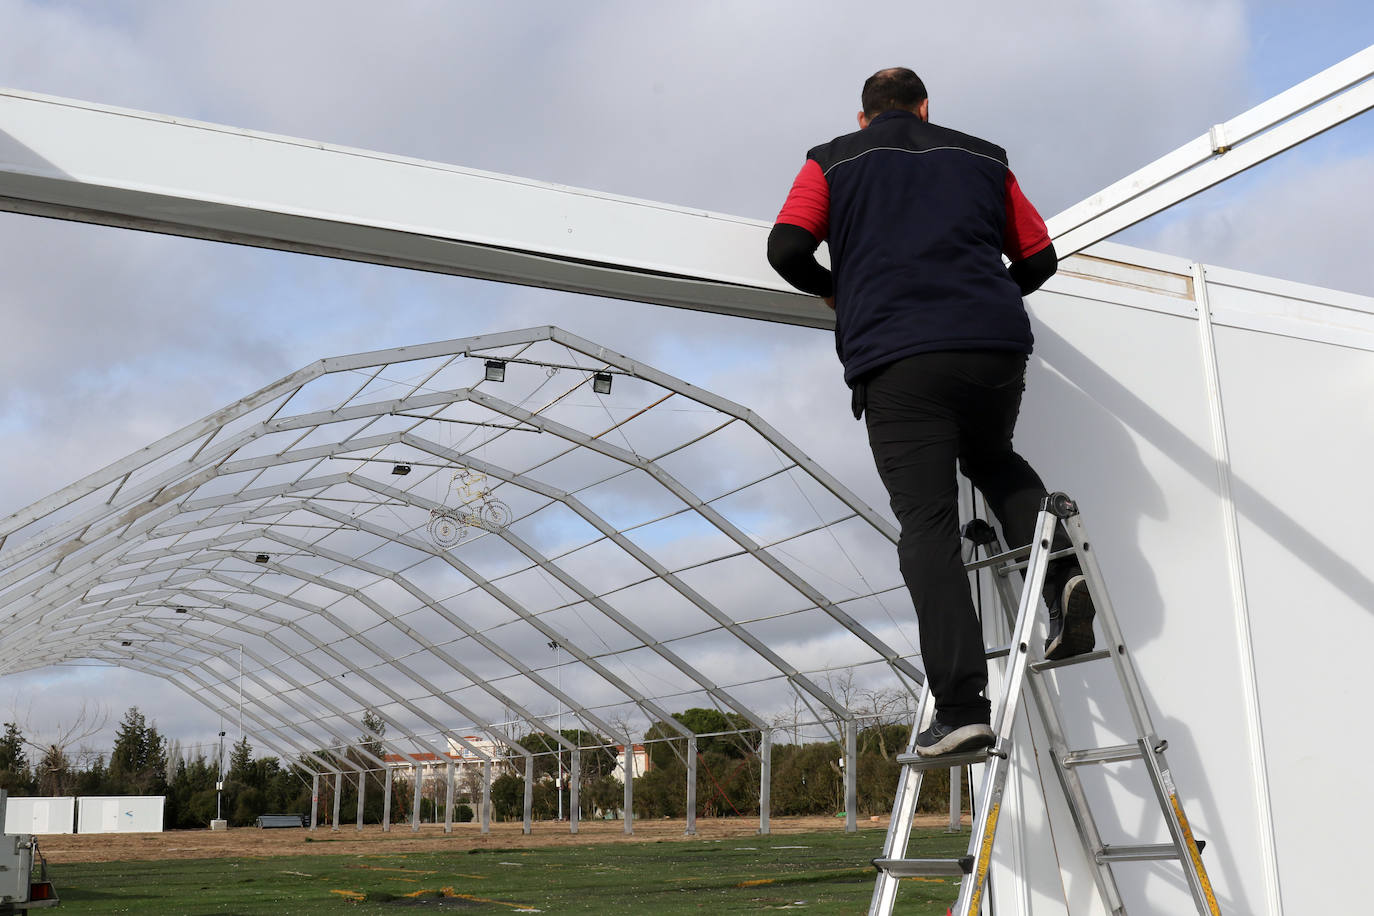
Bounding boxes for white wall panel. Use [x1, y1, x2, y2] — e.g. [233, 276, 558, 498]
[1208, 320, 1374, 915]
[971, 269, 1276, 914]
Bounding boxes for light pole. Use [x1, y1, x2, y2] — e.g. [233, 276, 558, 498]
[548, 639, 562, 821]
[216, 729, 226, 822]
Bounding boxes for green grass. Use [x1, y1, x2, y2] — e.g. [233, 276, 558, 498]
[49, 827, 967, 914]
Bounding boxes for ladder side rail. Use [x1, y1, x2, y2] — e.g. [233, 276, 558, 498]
[1061, 509, 1221, 915]
[1058, 513, 1155, 738]
[984, 530, 1128, 915]
[1138, 741, 1223, 914]
[953, 507, 1058, 916]
[868, 681, 937, 915]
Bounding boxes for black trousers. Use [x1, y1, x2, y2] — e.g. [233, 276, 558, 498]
[859, 350, 1067, 727]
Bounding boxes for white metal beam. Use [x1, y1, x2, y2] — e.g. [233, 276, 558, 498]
[1049, 44, 1374, 256]
[0, 89, 824, 326]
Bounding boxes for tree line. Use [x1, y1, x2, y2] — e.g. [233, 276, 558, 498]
[1, 702, 960, 830]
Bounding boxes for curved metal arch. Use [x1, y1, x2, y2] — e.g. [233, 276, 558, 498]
[74, 606, 453, 766]
[123, 619, 431, 771]
[464, 389, 921, 689]
[110, 428, 847, 731]
[118, 642, 373, 777]
[190, 555, 615, 754]
[132, 588, 475, 762]
[105, 646, 332, 775]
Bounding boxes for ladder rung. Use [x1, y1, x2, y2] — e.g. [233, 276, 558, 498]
[997, 545, 1077, 574]
[1029, 649, 1111, 673]
[1062, 744, 1143, 767]
[896, 747, 992, 770]
[873, 856, 973, 877]
[985, 642, 1012, 660]
[962, 542, 1031, 573]
[1096, 843, 1181, 863]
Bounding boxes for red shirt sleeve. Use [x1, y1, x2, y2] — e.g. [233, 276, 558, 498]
[775, 158, 830, 240]
[1003, 170, 1051, 261]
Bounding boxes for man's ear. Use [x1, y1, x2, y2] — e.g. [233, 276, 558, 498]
[918, 98, 929, 122]
[857, 110, 871, 129]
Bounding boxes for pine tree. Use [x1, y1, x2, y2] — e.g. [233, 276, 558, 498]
[109, 707, 167, 795]
[227, 737, 253, 785]
[0, 723, 33, 793]
[359, 709, 385, 760]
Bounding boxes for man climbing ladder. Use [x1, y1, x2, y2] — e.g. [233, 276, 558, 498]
[768, 67, 1097, 756]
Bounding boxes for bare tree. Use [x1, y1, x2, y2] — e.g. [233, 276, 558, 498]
[771, 691, 808, 746]
[164, 738, 183, 783]
[20, 701, 108, 796]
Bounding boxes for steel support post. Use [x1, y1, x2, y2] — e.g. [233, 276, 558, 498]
[444, 762, 455, 834]
[411, 765, 422, 832]
[310, 773, 319, 830]
[331, 771, 343, 832]
[623, 744, 634, 834]
[685, 737, 697, 836]
[844, 720, 857, 833]
[569, 748, 581, 835]
[948, 766, 962, 833]
[523, 755, 533, 835]
[356, 771, 365, 831]
[383, 767, 393, 832]
[759, 729, 772, 836]
[481, 760, 492, 835]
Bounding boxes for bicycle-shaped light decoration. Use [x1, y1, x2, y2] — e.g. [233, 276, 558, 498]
[427, 467, 513, 548]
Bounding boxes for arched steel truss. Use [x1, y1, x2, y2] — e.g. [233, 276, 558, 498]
[0, 326, 924, 834]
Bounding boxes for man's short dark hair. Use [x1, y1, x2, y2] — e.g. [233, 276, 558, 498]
[861, 68, 927, 117]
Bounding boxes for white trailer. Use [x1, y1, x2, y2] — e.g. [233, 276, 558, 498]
[0, 792, 59, 913]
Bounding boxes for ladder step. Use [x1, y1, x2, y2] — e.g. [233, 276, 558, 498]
[1029, 649, 1111, 673]
[1062, 744, 1143, 767]
[896, 747, 992, 770]
[997, 545, 1078, 574]
[1096, 843, 1181, 863]
[874, 856, 973, 877]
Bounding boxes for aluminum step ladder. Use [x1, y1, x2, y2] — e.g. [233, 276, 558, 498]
[869, 493, 1220, 915]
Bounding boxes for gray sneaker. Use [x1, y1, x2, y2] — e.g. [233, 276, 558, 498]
[915, 719, 995, 758]
[1045, 574, 1096, 660]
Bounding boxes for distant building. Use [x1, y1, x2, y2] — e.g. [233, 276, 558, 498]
[382, 737, 648, 785]
[614, 743, 648, 782]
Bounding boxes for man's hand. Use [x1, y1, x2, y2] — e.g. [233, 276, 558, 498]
[822, 296, 835, 310]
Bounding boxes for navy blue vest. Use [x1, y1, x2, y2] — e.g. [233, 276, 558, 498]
[809, 111, 1032, 384]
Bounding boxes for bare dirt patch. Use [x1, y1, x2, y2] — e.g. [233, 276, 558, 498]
[38, 813, 962, 864]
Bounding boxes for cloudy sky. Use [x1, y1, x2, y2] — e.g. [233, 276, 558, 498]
[1, 0, 1371, 759]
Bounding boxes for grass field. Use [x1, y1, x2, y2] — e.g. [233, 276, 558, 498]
[49, 827, 968, 914]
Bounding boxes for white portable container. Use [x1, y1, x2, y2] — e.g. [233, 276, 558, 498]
[1, 797, 74, 835]
[75, 796, 165, 833]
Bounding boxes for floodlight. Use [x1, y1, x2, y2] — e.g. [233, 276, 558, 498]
[174, 607, 187, 614]
[120, 640, 132, 647]
[254, 553, 270, 564]
[391, 463, 411, 476]
[592, 372, 613, 395]
[484, 360, 506, 382]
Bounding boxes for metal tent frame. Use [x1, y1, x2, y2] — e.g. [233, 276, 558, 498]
[0, 326, 926, 833]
